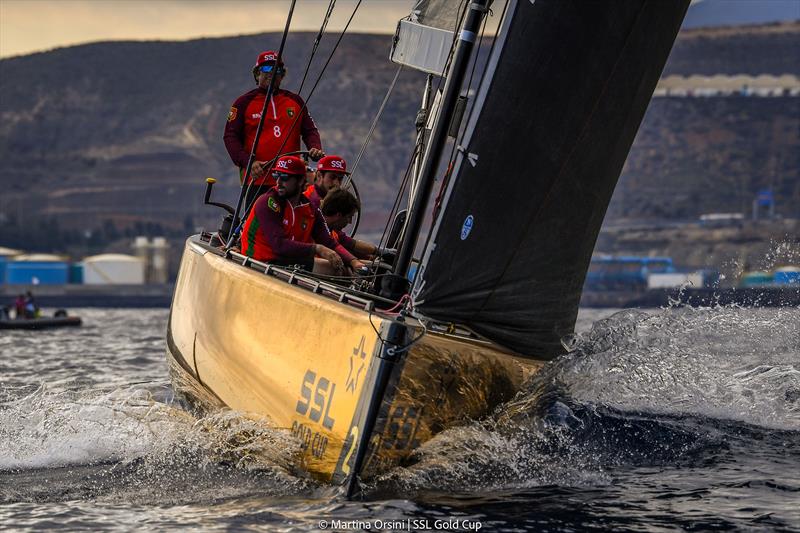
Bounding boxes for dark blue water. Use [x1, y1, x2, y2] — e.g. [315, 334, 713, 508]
[1, 306, 798, 531]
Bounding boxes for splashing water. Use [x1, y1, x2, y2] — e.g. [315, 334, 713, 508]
[1, 307, 798, 530]
[372, 305, 800, 503]
[0, 382, 311, 505]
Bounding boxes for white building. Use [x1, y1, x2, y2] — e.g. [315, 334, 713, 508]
[83, 254, 145, 285]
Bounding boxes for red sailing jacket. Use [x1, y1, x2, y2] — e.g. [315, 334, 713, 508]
[330, 230, 357, 254]
[303, 184, 324, 210]
[224, 88, 322, 186]
[240, 189, 355, 265]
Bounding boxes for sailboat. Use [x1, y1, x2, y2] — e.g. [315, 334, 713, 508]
[166, 0, 689, 495]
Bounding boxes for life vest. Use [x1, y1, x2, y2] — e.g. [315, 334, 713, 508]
[241, 192, 316, 262]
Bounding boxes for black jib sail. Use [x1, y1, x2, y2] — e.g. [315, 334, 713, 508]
[412, 0, 689, 358]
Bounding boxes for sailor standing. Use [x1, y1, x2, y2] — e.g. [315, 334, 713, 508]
[224, 50, 325, 208]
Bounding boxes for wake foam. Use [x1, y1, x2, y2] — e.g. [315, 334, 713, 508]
[558, 307, 800, 431]
[373, 305, 799, 495]
[0, 384, 311, 503]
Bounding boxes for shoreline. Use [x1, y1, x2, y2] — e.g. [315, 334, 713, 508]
[0, 284, 174, 308]
[1, 283, 797, 309]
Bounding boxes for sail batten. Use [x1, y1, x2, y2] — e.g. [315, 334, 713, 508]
[412, 0, 690, 359]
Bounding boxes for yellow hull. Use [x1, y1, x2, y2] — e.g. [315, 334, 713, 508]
[167, 236, 543, 486]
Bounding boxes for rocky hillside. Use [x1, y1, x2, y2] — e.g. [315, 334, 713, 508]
[615, 95, 800, 221]
[0, 22, 798, 254]
[664, 22, 800, 75]
[682, 0, 799, 30]
[0, 33, 424, 240]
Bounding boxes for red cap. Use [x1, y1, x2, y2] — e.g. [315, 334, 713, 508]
[316, 155, 350, 175]
[254, 50, 284, 69]
[272, 155, 306, 176]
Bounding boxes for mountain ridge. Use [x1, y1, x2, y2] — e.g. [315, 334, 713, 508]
[0, 24, 798, 254]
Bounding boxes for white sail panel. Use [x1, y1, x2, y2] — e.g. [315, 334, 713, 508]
[390, 0, 468, 74]
[390, 19, 454, 75]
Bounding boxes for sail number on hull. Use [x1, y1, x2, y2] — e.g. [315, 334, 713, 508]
[362, 404, 423, 473]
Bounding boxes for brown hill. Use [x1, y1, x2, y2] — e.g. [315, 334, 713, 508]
[0, 32, 425, 252]
[0, 24, 798, 254]
[663, 21, 800, 75]
[616, 95, 800, 221]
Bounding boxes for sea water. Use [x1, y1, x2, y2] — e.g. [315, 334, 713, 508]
[1, 306, 798, 531]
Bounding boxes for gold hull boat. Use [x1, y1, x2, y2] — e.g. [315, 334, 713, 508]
[166, 0, 687, 496]
[167, 236, 544, 488]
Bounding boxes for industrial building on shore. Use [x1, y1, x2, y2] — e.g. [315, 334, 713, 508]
[0, 237, 168, 286]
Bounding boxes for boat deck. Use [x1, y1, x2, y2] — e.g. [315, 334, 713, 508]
[192, 234, 498, 348]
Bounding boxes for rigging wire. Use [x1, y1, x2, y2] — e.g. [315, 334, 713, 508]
[387, 323, 428, 356]
[376, 144, 422, 252]
[406, 75, 434, 208]
[228, 0, 297, 249]
[367, 307, 428, 354]
[414, 1, 506, 281]
[344, 174, 363, 237]
[347, 65, 403, 183]
[344, 63, 403, 237]
[297, 0, 336, 96]
[239, 0, 364, 224]
[385, 294, 410, 313]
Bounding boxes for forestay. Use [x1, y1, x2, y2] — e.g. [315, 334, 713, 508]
[412, 0, 690, 358]
[390, 0, 469, 75]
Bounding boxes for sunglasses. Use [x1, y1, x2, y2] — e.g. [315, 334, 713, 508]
[259, 65, 284, 74]
[273, 171, 299, 181]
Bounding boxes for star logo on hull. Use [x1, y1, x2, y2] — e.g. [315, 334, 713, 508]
[346, 335, 367, 393]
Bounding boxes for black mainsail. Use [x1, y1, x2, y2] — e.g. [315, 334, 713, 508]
[411, 0, 689, 358]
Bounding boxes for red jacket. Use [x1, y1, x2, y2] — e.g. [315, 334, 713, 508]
[240, 189, 355, 265]
[304, 184, 324, 210]
[224, 88, 322, 186]
[331, 230, 357, 255]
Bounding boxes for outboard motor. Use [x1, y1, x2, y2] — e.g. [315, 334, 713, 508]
[203, 178, 238, 246]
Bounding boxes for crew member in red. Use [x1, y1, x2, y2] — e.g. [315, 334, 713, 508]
[224, 50, 325, 208]
[304, 155, 349, 209]
[321, 189, 396, 262]
[240, 155, 361, 275]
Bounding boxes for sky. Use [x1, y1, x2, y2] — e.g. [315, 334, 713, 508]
[3, 0, 789, 60]
[0, 0, 411, 59]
